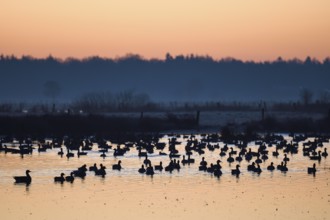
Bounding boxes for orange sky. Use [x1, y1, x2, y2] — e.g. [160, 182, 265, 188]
[1, 0, 329, 61]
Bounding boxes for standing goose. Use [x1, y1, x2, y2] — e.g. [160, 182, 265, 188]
[14, 170, 32, 185]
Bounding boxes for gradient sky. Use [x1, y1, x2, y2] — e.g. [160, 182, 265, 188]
[1, 0, 329, 61]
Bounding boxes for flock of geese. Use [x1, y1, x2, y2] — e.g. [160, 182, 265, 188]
[4, 133, 329, 186]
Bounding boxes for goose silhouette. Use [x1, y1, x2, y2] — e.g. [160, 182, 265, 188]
[321, 148, 328, 158]
[267, 162, 275, 171]
[65, 172, 75, 183]
[213, 167, 222, 178]
[231, 165, 240, 176]
[14, 170, 31, 185]
[247, 162, 256, 171]
[138, 164, 146, 174]
[307, 163, 317, 174]
[154, 162, 163, 171]
[146, 163, 154, 176]
[253, 164, 262, 174]
[54, 173, 65, 183]
[310, 151, 321, 161]
[112, 160, 122, 171]
[95, 164, 106, 177]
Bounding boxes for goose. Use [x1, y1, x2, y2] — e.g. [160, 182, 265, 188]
[247, 162, 256, 171]
[66, 149, 74, 158]
[309, 151, 321, 161]
[181, 155, 188, 165]
[253, 164, 262, 174]
[307, 163, 317, 174]
[213, 160, 222, 170]
[231, 165, 240, 176]
[235, 153, 243, 162]
[272, 148, 279, 157]
[267, 162, 275, 171]
[199, 157, 207, 166]
[219, 149, 226, 157]
[227, 154, 234, 163]
[159, 151, 167, 156]
[14, 170, 32, 185]
[73, 165, 87, 178]
[280, 162, 288, 172]
[77, 148, 87, 157]
[146, 163, 154, 176]
[187, 154, 195, 163]
[100, 150, 107, 158]
[165, 160, 174, 173]
[283, 154, 290, 162]
[54, 173, 65, 183]
[321, 148, 328, 158]
[58, 148, 64, 156]
[89, 163, 98, 172]
[277, 162, 284, 170]
[230, 147, 237, 155]
[207, 163, 214, 173]
[95, 164, 106, 177]
[138, 165, 146, 174]
[143, 155, 151, 166]
[213, 167, 222, 178]
[261, 153, 268, 161]
[154, 162, 163, 171]
[255, 153, 262, 164]
[65, 172, 75, 183]
[112, 160, 122, 171]
[138, 148, 147, 157]
[38, 144, 47, 153]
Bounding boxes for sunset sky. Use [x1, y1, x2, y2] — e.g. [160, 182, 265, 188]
[1, 0, 329, 61]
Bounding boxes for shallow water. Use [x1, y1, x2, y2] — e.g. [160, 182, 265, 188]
[0, 135, 329, 220]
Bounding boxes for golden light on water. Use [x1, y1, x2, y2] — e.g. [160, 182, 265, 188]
[1, 0, 329, 60]
[0, 135, 329, 220]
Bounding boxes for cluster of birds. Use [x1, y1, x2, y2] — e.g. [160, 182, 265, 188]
[8, 133, 329, 185]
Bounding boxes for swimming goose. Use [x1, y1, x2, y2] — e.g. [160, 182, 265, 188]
[154, 162, 163, 171]
[267, 162, 275, 171]
[14, 170, 32, 185]
[112, 160, 122, 171]
[321, 148, 328, 158]
[146, 163, 154, 176]
[307, 163, 317, 174]
[54, 173, 65, 183]
[65, 172, 75, 183]
[231, 165, 240, 176]
[138, 165, 146, 174]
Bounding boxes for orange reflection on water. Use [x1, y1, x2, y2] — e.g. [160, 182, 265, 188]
[0, 135, 329, 220]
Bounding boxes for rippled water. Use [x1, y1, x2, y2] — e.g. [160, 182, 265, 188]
[0, 134, 329, 220]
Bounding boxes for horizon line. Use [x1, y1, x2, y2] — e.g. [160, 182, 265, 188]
[1, 53, 330, 64]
